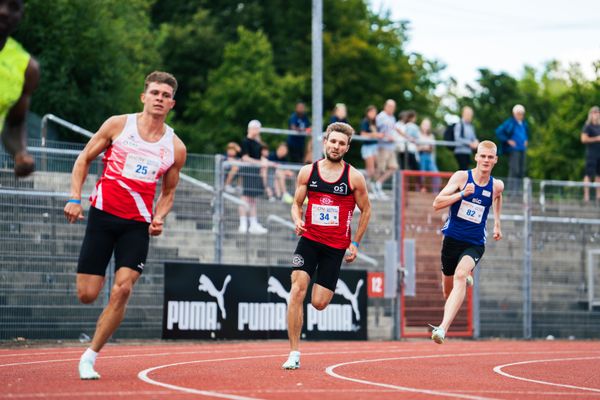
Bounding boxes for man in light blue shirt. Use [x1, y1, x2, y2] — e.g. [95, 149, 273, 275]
[374, 99, 398, 199]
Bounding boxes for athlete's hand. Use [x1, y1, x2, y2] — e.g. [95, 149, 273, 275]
[149, 216, 164, 236]
[64, 201, 84, 223]
[493, 224, 502, 241]
[295, 219, 307, 236]
[507, 139, 516, 148]
[463, 183, 475, 197]
[345, 243, 358, 263]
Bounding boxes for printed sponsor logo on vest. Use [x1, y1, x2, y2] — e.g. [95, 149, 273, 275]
[320, 196, 333, 205]
[333, 182, 348, 195]
[306, 278, 364, 332]
[166, 274, 231, 331]
[472, 197, 482, 205]
[482, 189, 491, 197]
[310, 180, 318, 187]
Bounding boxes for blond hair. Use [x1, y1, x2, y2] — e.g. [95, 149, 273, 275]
[144, 71, 178, 96]
[477, 140, 497, 154]
[325, 122, 354, 142]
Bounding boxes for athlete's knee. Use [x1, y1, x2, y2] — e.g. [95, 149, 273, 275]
[311, 298, 329, 310]
[77, 288, 99, 304]
[453, 268, 469, 283]
[289, 284, 307, 304]
[110, 282, 133, 305]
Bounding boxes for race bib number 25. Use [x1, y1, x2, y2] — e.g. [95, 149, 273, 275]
[122, 154, 160, 182]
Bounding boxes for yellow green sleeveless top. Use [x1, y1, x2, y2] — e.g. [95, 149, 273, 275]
[0, 37, 31, 127]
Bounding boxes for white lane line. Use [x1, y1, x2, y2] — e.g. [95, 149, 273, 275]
[325, 351, 600, 399]
[0, 390, 177, 398]
[493, 356, 600, 393]
[0, 343, 402, 359]
[140, 350, 598, 400]
[136, 348, 418, 400]
[325, 352, 502, 400]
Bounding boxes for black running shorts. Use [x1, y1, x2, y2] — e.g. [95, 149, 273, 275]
[440, 235, 485, 277]
[292, 236, 346, 291]
[77, 207, 150, 276]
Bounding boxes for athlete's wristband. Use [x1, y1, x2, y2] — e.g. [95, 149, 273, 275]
[351, 241, 360, 248]
[460, 191, 465, 199]
[67, 199, 81, 204]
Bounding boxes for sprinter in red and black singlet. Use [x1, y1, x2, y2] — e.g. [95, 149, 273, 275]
[282, 122, 372, 370]
[63, 72, 187, 380]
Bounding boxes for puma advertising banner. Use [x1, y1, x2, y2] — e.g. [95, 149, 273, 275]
[162, 263, 367, 340]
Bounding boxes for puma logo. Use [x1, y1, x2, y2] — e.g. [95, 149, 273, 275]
[335, 279, 364, 320]
[267, 276, 290, 305]
[198, 274, 232, 319]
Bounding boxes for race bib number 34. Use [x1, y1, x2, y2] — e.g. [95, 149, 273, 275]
[122, 154, 160, 182]
[311, 204, 340, 226]
[457, 200, 485, 224]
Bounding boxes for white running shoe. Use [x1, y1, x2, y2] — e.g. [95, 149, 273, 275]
[238, 223, 247, 234]
[79, 359, 100, 380]
[282, 351, 300, 370]
[429, 324, 446, 344]
[248, 223, 268, 235]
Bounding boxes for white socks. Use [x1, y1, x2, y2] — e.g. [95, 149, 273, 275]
[81, 348, 98, 364]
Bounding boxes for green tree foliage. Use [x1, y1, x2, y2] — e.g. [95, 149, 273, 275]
[15, 0, 159, 134]
[183, 27, 304, 153]
[454, 63, 600, 180]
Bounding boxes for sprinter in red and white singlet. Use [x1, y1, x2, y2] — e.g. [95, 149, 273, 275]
[63, 72, 186, 381]
[282, 122, 371, 370]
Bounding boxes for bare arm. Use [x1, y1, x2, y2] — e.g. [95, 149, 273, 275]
[63, 115, 125, 223]
[581, 132, 600, 144]
[432, 171, 469, 211]
[150, 136, 187, 236]
[291, 165, 311, 235]
[346, 167, 371, 262]
[2, 58, 40, 176]
[492, 179, 504, 241]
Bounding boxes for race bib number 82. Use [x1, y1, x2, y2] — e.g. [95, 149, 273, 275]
[457, 200, 485, 224]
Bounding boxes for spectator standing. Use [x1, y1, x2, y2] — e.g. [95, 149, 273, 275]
[495, 104, 529, 192]
[360, 105, 384, 196]
[454, 106, 479, 170]
[418, 118, 440, 192]
[224, 142, 242, 194]
[402, 110, 420, 170]
[287, 102, 311, 163]
[268, 142, 294, 203]
[581, 106, 600, 202]
[329, 103, 349, 124]
[239, 120, 269, 234]
[374, 99, 399, 199]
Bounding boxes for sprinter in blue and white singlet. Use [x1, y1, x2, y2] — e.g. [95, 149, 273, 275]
[429, 140, 504, 344]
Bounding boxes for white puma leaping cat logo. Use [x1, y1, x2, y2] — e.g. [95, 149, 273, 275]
[198, 274, 232, 319]
[335, 279, 364, 321]
[267, 276, 290, 305]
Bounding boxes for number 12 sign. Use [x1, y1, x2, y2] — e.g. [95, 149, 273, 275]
[367, 272, 384, 298]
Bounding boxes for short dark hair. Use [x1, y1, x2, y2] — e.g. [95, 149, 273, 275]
[144, 71, 178, 96]
[325, 122, 354, 142]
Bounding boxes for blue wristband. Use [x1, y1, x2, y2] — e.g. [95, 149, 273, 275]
[460, 191, 465, 199]
[351, 241, 360, 248]
[67, 199, 81, 204]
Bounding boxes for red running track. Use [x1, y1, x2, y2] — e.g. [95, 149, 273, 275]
[1, 340, 599, 399]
